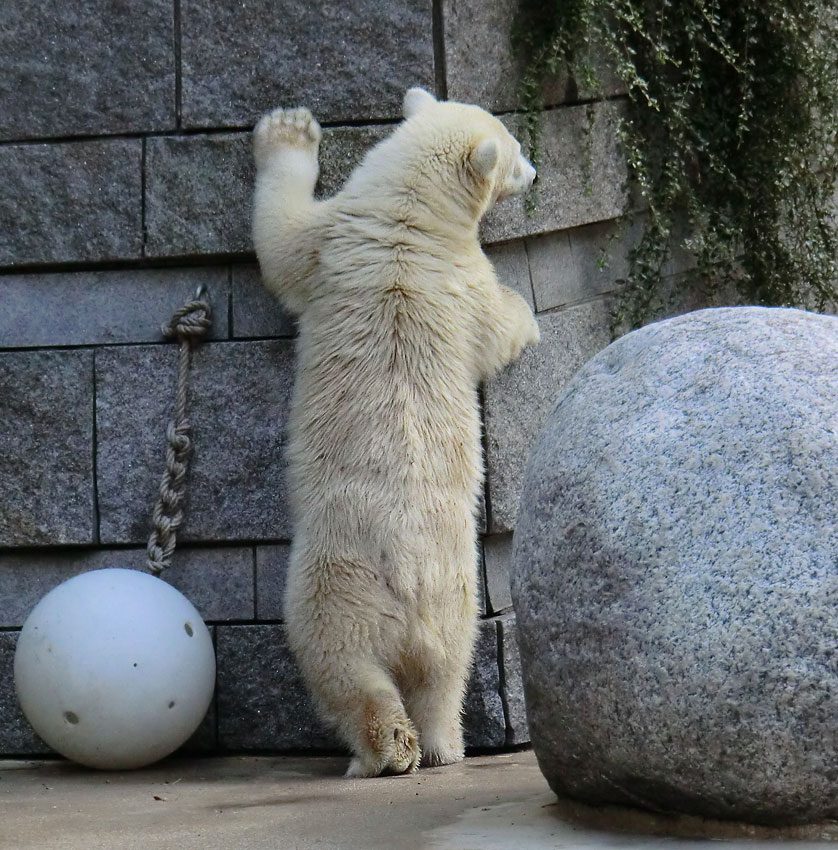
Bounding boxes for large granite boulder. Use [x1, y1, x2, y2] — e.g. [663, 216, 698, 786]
[512, 307, 838, 825]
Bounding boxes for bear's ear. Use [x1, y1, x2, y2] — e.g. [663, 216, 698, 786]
[469, 137, 500, 178]
[403, 87, 437, 118]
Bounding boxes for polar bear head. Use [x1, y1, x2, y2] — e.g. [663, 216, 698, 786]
[397, 87, 537, 219]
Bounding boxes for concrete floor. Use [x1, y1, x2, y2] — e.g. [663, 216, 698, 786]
[1, 750, 836, 850]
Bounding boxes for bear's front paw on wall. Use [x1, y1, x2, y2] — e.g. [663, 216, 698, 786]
[253, 106, 322, 172]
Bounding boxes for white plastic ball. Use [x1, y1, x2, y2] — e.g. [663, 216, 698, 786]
[14, 568, 216, 770]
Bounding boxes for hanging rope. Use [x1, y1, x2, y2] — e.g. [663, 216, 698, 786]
[146, 286, 212, 576]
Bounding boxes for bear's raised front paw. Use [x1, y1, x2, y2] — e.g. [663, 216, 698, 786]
[253, 106, 321, 170]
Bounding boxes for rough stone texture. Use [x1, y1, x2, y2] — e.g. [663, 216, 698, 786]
[315, 125, 391, 199]
[0, 632, 51, 755]
[0, 351, 95, 546]
[481, 102, 629, 245]
[216, 624, 339, 752]
[528, 215, 701, 313]
[483, 533, 513, 614]
[0, 140, 142, 266]
[144, 125, 387, 259]
[528, 219, 634, 312]
[485, 241, 535, 310]
[513, 306, 838, 824]
[232, 265, 297, 339]
[255, 545, 291, 620]
[0, 548, 254, 628]
[498, 612, 529, 746]
[0, 267, 230, 348]
[96, 340, 295, 544]
[463, 620, 506, 750]
[483, 299, 613, 532]
[144, 134, 253, 258]
[0, 0, 174, 142]
[180, 0, 434, 129]
[443, 0, 625, 113]
[443, 0, 526, 114]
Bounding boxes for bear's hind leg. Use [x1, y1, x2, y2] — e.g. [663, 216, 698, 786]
[342, 681, 421, 778]
[289, 608, 421, 777]
[404, 660, 469, 768]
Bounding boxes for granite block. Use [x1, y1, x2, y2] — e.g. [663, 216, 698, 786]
[485, 240, 535, 310]
[483, 300, 612, 532]
[315, 125, 391, 199]
[255, 544, 290, 620]
[463, 619, 506, 750]
[216, 624, 338, 751]
[498, 612, 529, 745]
[144, 134, 253, 258]
[513, 306, 838, 823]
[0, 140, 142, 266]
[481, 102, 629, 245]
[0, 0, 174, 141]
[232, 264, 297, 339]
[96, 340, 295, 544]
[0, 547, 254, 628]
[0, 267, 230, 348]
[443, 0, 625, 113]
[0, 632, 51, 755]
[443, 0, 537, 114]
[144, 125, 387, 260]
[483, 533, 513, 615]
[0, 350, 95, 546]
[527, 220, 631, 311]
[527, 216, 697, 313]
[180, 0, 434, 128]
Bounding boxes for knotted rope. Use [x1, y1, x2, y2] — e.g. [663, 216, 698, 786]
[146, 286, 212, 576]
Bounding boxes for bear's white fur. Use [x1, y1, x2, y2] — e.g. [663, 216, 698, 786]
[252, 88, 539, 777]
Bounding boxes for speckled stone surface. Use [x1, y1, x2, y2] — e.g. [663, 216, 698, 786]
[512, 306, 838, 825]
[483, 300, 613, 532]
[96, 340, 295, 543]
[481, 103, 628, 245]
[0, 140, 142, 266]
[143, 125, 388, 260]
[0, 547, 254, 627]
[0, 350, 95, 546]
[463, 620, 506, 750]
[0, 632, 50, 755]
[180, 0, 434, 128]
[0, 0, 174, 141]
[0, 267, 229, 348]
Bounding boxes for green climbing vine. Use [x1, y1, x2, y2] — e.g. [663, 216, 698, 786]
[512, 0, 838, 330]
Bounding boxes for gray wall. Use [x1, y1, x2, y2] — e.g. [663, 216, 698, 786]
[0, 0, 631, 757]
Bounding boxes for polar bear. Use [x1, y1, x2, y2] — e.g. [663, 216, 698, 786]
[252, 86, 540, 777]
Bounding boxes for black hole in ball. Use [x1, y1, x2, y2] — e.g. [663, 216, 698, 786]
[184, 622, 194, 637]
[64, 711, 79, 725]
[168, 701, 176, 709]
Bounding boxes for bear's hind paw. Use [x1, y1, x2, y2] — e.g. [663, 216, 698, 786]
[344, 721, 421, 778]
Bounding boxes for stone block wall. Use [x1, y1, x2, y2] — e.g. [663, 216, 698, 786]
[0, 0, 631, 758]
